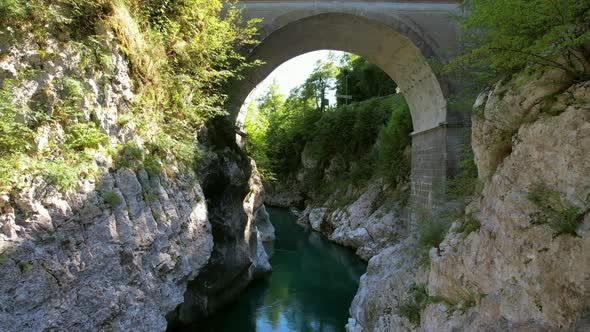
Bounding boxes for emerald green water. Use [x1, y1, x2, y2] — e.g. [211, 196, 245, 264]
[178, 207, 367, 332]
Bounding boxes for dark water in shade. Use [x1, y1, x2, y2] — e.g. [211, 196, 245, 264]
[179, 207, 367, 332]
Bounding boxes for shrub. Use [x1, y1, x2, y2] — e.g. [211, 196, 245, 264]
[143, 190, 158, 202]
[42, 161, 80, 190]
[0, 0, 259, 194]
[446, 147, 480, 200]
[38, 152, 99, 190]
[64, 122, 109, 151]
[397, 283, 430, 325]
[335, 54, 397, 106]
[0, 80, 35, 155]
[244, 52, 409, 188]
[455, 214, 481, 236]
[375, 97, 413, 186]
[247, 90, 409, 187]
[527, 182, 587, 237]
[102, 191, 122, 209]
[0, 110, 33, 155]
[413, 210, 452, 265]
[417, 216, 450, 250]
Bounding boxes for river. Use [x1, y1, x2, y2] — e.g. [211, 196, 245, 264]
[174, 207, 367, 332]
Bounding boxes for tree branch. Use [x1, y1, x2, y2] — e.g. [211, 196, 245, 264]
[488, 47, 576, 75]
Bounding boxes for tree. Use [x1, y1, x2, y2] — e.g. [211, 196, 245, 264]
[244, 82, 286, 178]
[301, 60, 338, 111]
[449, 0, 590, 84]
[256, 81, 286, 118]
[335, 54, 397, 106]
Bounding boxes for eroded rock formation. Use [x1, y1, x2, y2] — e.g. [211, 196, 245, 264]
[347, 74, 590, 331]
[0, 34, 273, 331]
[297, 183, 408, 261]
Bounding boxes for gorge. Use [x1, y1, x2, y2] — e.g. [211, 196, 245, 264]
[1, 1, 589, 332]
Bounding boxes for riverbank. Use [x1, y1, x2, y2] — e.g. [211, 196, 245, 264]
[171, 207, 366, 332]
[285, 72, 590, 332]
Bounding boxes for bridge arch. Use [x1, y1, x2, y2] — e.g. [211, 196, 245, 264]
[230, 1, 465, 209]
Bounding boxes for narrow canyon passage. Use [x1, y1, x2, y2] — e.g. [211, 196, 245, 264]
[171, 208, 366, 332]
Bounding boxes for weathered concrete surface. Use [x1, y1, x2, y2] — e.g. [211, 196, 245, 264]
[411, 125, 467, 209]
[235, 1, 461, 133]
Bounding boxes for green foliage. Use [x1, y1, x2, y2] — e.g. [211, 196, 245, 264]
[115, 0, 261, 129]
[42, 160, 82, 190]
[65, 122, 109, 151]
[413, 210, 452, 265]
[18, 260, 33, 272]
[417, 216, 450, 251]
[307, 97, 391, 165]
[245, 54, 412, 195]
[146, 132, 198, 168]
[114, 142, 161, 175]
[0, 0, 109, 40]
[143, 189, 158, 202]
[398, 283, 430, 325]
[375, 98, 413, 186]
[113, 134, 197, 176]
[336, 54, 397, 106]
[446, 147, 480, 200]
[455, 214, 481, 236]
[60, 77, 85, 101]
[0, 82, 34, 154]
[527, 182, 587, 237]
[102, 191, 122, 209]
[448, 0, 590, 85]
[244, 84, 285, 179]
[0, 0, 258, 193]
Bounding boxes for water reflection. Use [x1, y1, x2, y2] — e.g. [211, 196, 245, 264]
[173, 207, 366, 332]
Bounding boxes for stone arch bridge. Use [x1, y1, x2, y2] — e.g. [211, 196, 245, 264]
[230, 0, 466, 209]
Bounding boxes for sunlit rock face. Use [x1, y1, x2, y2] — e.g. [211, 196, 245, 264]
[0, 35, 273, 331]
[296, 183, 408, 261]
[347, 76, 590, 332]
[346, 240, 427, 332]
[423, 79, 590, 332]
[0, 167, 213, 331]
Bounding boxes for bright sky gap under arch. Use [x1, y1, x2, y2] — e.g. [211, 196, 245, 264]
[245, 50, 346, 108]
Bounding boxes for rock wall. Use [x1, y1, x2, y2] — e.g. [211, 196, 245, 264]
[347, 74, 590, 331]
[297, 183, 408, 261]
[170, 150, 273, 324]
[0, 34, 272, 331]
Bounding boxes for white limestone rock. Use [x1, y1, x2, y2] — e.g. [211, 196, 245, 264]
[346, 241, 426, 332]
[346, 76, 590, 332]
[255, 205, 276, 242]
[417, 78, 590, 332]
[309, 207, 328, 232]
[0, 33, 267, 332]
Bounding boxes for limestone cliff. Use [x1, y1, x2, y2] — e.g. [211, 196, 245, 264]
[347, 73, 590, 331]
[297, 182, 409, 261]
[0, 32, 272, 331]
